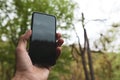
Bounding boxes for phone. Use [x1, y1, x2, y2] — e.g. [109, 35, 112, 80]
[29, 12, 56, 66]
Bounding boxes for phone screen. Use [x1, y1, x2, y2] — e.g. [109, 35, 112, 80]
[29, 12, 56, 66]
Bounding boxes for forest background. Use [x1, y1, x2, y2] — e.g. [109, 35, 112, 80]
[0, 0, 120, 80]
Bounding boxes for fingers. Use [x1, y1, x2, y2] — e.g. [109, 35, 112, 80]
[56, 47, 61, 59]
[56, 33, 64, 59]
[56, 33, 64, 46]
[56, 38, 64, 47]
[56, 33, 61, 40]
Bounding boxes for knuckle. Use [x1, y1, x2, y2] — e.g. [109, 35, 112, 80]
[16, 46, 23, 53]
[19, 35, 24, 40]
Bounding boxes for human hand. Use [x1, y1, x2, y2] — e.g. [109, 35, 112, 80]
[12, 30, 64, 80]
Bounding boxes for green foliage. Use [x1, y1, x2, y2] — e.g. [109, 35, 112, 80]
[49, 45, 120, 80]
[0, 0, 75, 45]
[1, 0, 120, 80]
[0, 40, 15, 80]
[92, 52, 120, 80]
[48, 46, 73, 80]
[0, 0, 75, 79]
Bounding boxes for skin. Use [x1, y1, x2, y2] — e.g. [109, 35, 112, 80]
[12, 30, 64, 80]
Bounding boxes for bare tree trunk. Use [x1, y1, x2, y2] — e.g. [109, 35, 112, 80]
[73, 25, 90, 80]
[72, 13, 95, 80]
[82, 13, 95, 80]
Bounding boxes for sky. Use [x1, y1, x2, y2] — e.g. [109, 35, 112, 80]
[1, 0, 120, 51]
[68, 0, 120, 47]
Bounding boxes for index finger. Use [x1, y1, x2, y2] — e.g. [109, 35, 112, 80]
[56, 33, 61, 40]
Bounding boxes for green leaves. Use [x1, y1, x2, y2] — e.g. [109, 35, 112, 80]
[0, 0, 75, 79]
[48, 46, 73, 80]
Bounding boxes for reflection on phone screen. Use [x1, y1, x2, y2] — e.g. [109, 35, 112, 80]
[29, 12, 56, 66]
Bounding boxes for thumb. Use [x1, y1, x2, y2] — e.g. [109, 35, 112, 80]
[17, 30, 32, 50]
[15, 30, 32, 71]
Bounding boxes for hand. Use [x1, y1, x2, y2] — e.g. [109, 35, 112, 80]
[12, 30, 64, 80]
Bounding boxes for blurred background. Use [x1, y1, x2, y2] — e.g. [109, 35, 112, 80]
[0, 0, 120, 80]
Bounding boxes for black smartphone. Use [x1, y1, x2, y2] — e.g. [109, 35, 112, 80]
[29, 12, 56, 66]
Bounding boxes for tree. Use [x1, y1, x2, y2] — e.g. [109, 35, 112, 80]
[93, 22, 120, 52]
[0, 0, 75, 79]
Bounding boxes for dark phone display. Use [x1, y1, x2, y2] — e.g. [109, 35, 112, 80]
[29, 12, 56, 66]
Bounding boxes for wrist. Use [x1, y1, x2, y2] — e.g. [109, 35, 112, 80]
[12, 71, 32, 80]
[12, 67, 49, 80]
